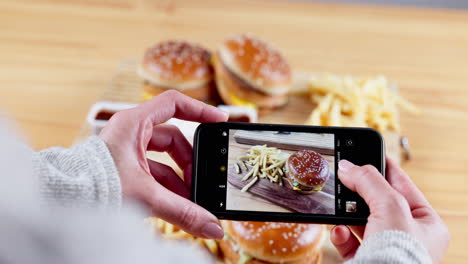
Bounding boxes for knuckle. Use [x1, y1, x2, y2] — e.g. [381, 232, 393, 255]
[157, 124, 182, 137]
[361, 165, 379, 175]
[162, 124, 179, 133]
[108, 109, 125, 122]
[162, 89, 180, 99]
[179, 204, 199, 228]
[101, 110, 125, 131]
[385, 192, 407, 211]
[111, 108, 135, 121]
[351, 165, 376, 182]
[355, 165, 381, 184]
[393, 194, 407, 208]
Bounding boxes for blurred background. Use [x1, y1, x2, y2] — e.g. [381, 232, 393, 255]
[1, 0, 467, 263]
[318, 0, 468, 9]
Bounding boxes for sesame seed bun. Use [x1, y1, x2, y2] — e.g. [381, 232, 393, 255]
[221, 221, 325, 264]
[285, 150, 330, 194]
[219, 34, 292, 95]
[213, 34, 291, 109]
[213, 52, 288, 109]
[138, 40, 217, 102]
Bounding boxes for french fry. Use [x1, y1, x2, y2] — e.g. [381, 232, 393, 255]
[165, 230, 189, 239]
[242, 164, 257, 181]
[307, 109, 321, 126]
[203, 239, 218, 255]
[263, 160, 286, 171]
[238, 145, 287, 190]
[167, 223, 177, 234]
[241, 161, 248, 171]
[278, 167, 284, 176]
[397, 96, 421, 114]
[234, 163, 240, 174]
[144, 217, 219, 257]
[306, 74, 419, 132]
[329, 99, 342, 126]
[241, 176, 258, 192]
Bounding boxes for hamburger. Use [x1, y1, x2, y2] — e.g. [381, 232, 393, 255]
[285, 150, 330, 193]
[212, 34, 292, 109]
[220, 221, 325, 264]
[138, 40, 218, 103]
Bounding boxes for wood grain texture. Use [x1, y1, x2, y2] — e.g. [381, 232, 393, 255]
[1, 0, 468, 262]
[233, 130, 335, 155]
[227, 163, 335, 214]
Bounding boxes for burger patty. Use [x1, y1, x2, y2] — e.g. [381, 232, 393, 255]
[221, 60, 270, 97]
[142, 80, 216, 102]
[285, 177, 322, 192]
[213, 53, 287, 108]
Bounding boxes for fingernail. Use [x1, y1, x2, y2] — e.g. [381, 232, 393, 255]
[202, 222, 224, 239]
[338, 160, 355, 171]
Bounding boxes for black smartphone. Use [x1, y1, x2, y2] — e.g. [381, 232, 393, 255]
[192, 122, 385, 225]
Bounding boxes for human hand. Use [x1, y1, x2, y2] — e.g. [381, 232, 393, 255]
[100, 90, 228, 239]
[331, 158, 449, 263]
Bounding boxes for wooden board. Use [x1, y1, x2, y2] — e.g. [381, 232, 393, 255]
[233, 130, 335, 155]
[227, 164, 335, 214]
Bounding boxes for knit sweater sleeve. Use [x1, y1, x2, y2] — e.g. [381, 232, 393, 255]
[345, 230, 432, 264]
[31, 136, 121, 208]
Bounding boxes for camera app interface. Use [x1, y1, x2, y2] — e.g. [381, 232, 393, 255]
[225, 129, 338, 215]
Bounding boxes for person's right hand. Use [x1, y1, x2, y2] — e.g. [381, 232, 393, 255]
[331, 158, 449, 263]
[100, 91, 228, 239]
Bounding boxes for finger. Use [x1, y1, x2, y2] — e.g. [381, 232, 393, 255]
[147, 159, 190, 199]
[348, 225, 365, 240]
[139, 90, 228, 125]
[148, 124, 193, 187]
[144, 181, 224, 239]
[331, 225, 361, 261]
[338, 159, 399, 209]
[386, 157, 430, 210]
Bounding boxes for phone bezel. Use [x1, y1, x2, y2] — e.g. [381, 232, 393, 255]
[192, 122, 385, 225]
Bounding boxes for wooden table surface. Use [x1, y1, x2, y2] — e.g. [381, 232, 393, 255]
[1, 0, 467, 262]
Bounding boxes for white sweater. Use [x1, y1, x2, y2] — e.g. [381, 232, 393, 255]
[0, 121, 431, 264]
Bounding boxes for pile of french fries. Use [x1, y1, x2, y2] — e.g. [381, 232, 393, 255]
[235, 145, 287, 192]
[306, 74, 420, 132]
[144, 217, 219, 256]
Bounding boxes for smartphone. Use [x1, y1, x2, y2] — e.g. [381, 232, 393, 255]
[192, 122, 385, 225]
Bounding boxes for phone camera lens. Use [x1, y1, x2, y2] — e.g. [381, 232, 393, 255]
[346, 139, 354, 147]
[221, 148, 227, 154]
[222, 131, 227, 137]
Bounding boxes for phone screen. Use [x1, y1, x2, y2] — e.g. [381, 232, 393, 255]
[226, 129, 338, 215]
[193, 123, 384, 225]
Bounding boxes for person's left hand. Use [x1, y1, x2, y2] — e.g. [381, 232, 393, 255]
[100, 90, 228, 239]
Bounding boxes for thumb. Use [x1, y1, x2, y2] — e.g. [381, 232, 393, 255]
[144, 180, 224, 239]
[338, 160, 397, 209]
